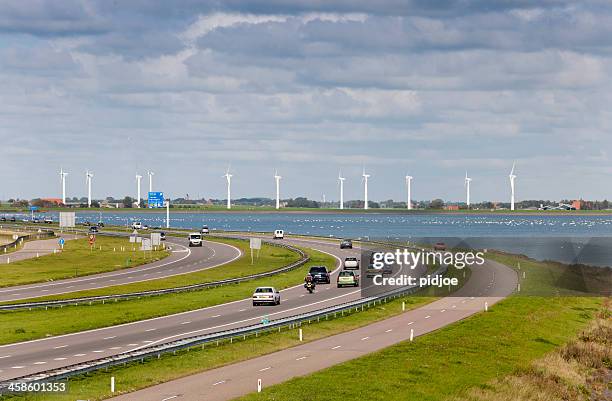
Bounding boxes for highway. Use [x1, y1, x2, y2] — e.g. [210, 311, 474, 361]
[0, 236, 242, 303]
[0, 235, 516, 390]
[0, 233, 79, 264]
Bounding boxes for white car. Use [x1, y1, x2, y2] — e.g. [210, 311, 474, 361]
[273, 229, 284, 239]
[188, 233, 203, 247]
[343, 257, 360, 270]
[252, 287, 281, 306]
[201, 225, 209, 234]
[132, 222, 143, 229]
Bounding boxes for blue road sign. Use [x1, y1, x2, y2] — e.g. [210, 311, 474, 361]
[148, 192, 164, 208]
[58, 238, 65, 246]
[29, 206, 39, 212]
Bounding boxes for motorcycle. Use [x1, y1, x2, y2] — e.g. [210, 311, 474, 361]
[304, 277, 316, 293]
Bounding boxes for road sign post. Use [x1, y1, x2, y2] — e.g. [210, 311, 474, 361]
[249, 238, 262, 265]
[147, 192, 164, 208]
[58, 237, 65, 250]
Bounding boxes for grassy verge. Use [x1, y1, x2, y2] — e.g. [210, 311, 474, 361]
[0, 247, 333, 345]
[0, 236, 169, 287]
[1, 238, 300, 303]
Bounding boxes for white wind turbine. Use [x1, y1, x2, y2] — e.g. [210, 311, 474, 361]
[60, 168, 68, 205]
[135, 173, 143, 208]
[147, 170, 154, 193]
[509, 162, 517, 211]
[274, 170, 282, 210]
[338, 171, 345, 210]
[362, 168, 370, 210]
[85, 170, 93, 208]
[223, 167, 233, 210]
[464, 172, 472, 208]
[405, 175, 413, 210]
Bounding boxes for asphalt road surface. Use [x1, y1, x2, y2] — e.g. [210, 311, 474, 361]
[111, 255, 517, 401]
[0, 236, 241, 303]
[0, 234, 79, 264]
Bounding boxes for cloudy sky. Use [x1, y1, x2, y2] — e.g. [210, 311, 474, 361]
[1, 1, 611, 203]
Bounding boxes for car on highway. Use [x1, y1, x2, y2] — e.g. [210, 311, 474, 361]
[340, 239, 353, 249]
[88, 226, 99, 234]
[132, 222, 143, 229]
[252, 286, 281, 306]
[308, 266, 331, 284]
[44, 218, 53, 224]
[9, 216, 16, 222]
[434, 242, 446, 251]
[337, 270, 359, 287]
[343, 257, 360, 270]
[188, 233, 203, 247]
[201, 225, 209, 234]
[0, 217, 5, 222]
[273, 229, 284, 239]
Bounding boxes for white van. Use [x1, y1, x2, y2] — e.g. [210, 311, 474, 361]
[273, 229, 284, 239]
[189, 233, 203, 247]
[132, 222, 143, 230]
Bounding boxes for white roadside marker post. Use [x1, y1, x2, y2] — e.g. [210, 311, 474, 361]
[410, 328, 414, 342]
[257, 379, 262, 393]
[402, 301, 405, 311]
[299, 328, 303, 342]
[111, 376, 115, 393]
[485, 302, 488, 312]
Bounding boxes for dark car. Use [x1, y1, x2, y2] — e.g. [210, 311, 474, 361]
[97, 222, 105, 227]
[88, 226, 99, 234]
[340, 239, 353, 249]
[0, 217, 6, 222]
[10, 217, 16, 222]
[308, 266, 331, 284]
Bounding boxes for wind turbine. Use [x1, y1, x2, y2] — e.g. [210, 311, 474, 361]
[223, 167, 233, 210]
[85, 170, 93, 208]
[274, 170, 282, 210]
[509, 162, 517, 211]
[59, 168, 68, 205]
[405, 175, 413, 210]
[464, 172, 472, 208]
[147, 170, 154, 193]
[362, 168, 370, 210]
[135, 173, 143, 208]
[338, 171, 345, 210]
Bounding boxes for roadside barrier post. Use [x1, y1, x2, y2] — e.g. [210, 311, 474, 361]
[410, 328, 414, 342]
[485, 302, 488, 312]
[402, 301, 405, 311]
[299, 328, 303, 341]
[111, 376, 115, 393]
[257, 378, 262, 393]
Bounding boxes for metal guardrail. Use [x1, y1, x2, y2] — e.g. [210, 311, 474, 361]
[0, 238, 309, 311]
[0, 263, 448, 391]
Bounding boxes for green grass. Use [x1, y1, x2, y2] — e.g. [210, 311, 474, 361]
[0, 236, 169, 288]
[0, 247, 333, 345]
[1, 237, 300, 303]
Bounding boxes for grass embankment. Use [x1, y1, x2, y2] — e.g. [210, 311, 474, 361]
[0, 236, 169, 288]
[0, 246, 330, 345]
[1, 264, 470, 401]
[1, 237, 300, 303]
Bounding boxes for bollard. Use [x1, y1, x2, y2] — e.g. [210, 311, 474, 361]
[523, 271, 526, 279]
[36, 253, 39, 258]
[299, 328, 303, 342]
[257, 379, 262, 393]
[485, 302, 488, 312]
[402, 301, 405, 311]
[517, 283, 521, 292]
[111, 376, 115, 393]
[410, 328, 414, 342]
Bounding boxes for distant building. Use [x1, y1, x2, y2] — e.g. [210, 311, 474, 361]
[41, 198, 63, 206]
[571, 200, 583, 210]
[444, 204, 460, 211]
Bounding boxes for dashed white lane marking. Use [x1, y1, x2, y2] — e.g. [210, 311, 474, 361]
[211, 314, 221, 318]
[440, 309, 446, 313]
[11, 366, 24, 369]
[53, 357, 67, 361]
[181, 321, 191, 325]
[259, 366, 271, 372]
[407, 322, 414, 325]
[40, 289, 49, 292]
[103, 336, 116, 340]
[300, 294, 305, 297]
[109, 347, 122, 350]
[142, 340, 154, 343]
[212, 380, 225, 386]
[238, 309, 246, 312]
[66, 286, 74, 289]
[425, 315, 431, 319]
[452, 305, 457, 308]
[92, 350, 104, 353]
[361, 336, 369, 341]
[53, 345, 68, 349]
[0, 355, 10, 359]
[127, 343, 138, 346]
[385, 329, 393, 333]
[33, 361, 46, 365]
[145, 328, 156, 332]
[296, 356, 307, 361]
[161, 396, 178, 401]
[73, 354, 86, 357]
[331, 345, 341, 350]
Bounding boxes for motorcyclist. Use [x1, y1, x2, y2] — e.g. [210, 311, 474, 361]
[304, 274, 316, 292]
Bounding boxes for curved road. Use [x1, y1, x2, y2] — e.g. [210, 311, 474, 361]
[0, 236, 516, 388]
[0, 237, 242, 303]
